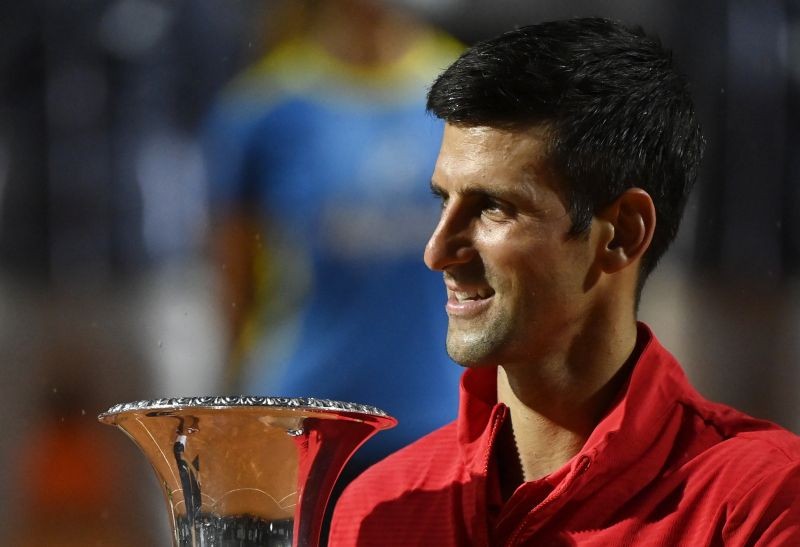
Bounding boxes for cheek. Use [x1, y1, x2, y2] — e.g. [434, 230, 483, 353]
[493, 248, 551, 298]
[557, 247, 598, 298]
[474, 223, 516, 258]
[513, 246, 586, 300]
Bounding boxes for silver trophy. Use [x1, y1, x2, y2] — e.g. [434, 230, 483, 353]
[99, 396, 396, 546]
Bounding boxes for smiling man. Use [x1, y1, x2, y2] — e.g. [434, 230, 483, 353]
[330, 18, 800, 546]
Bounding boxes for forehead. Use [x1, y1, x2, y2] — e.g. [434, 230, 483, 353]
[433, 124, 554, 188]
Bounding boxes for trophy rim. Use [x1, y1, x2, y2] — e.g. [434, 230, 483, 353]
[98, 396, 395, 423]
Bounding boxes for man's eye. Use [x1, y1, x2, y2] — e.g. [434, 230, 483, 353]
[480, 197, 511, 216]
[431, 189, 447, 209]
[484, 200, 503, 212]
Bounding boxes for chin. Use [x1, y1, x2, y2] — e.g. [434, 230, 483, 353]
[445, 339, 500, 368]
[446, 321, 512, 368]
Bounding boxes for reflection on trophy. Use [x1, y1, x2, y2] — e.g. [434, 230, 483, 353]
[99, 397, 396, 546]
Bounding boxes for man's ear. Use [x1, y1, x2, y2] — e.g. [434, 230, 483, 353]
[594, 188, 656, 273]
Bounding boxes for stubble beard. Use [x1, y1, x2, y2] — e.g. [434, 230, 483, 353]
[445, 310, 515, 368]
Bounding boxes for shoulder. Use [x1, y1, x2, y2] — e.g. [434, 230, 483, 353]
[693, 397, 800, 469]
[681, 393, 800, 478]
[721, 454, 800, 544]
[730, 426, 800, 462]
[719, 425, 800, 499]
[337, 420, 460, 508]
[683, 400, 800, 538]
[330, 421, 462, 544]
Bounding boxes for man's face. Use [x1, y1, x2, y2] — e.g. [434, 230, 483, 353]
[425, 124, 599, 367]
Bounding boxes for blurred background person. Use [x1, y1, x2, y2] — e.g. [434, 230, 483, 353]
[203, 0, 464, 499]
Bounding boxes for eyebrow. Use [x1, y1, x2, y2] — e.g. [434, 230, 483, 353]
[430, 180, 528, 204]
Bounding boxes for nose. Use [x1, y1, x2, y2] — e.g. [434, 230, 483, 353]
[424, 204, 476, 271]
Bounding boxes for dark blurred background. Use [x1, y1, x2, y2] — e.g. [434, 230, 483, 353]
[1, 0, 798, 544]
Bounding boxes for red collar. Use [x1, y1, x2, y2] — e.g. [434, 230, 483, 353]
[456, 356, 500, 474]
[455, 323, 699, 481]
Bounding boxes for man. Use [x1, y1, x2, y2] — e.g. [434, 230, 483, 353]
[329, 18, 800, 546]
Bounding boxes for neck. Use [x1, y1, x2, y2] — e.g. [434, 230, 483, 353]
[495, 313, 638, 493]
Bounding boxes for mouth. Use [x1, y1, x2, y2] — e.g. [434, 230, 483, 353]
[450, 288, 494, 303]
[445, 284, 495, 318]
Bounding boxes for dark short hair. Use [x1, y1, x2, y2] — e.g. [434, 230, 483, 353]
[426, 17, 705, 281]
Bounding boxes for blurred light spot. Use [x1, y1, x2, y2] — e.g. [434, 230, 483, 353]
[136, 130, 209, 259]
[98, 0, 173, 58]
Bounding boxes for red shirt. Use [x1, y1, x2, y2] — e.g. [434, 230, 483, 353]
[330, 324, 800, 546]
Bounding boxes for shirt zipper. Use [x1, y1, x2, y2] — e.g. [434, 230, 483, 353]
[478, 406, 508, 546]
[505, 455, 592, 546]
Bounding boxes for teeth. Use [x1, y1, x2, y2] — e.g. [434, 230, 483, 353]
[455, 292, 475, 302]
[454, 290, 490, 302]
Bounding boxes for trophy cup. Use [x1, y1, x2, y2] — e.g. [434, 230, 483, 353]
[99, 396, 396, 546]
